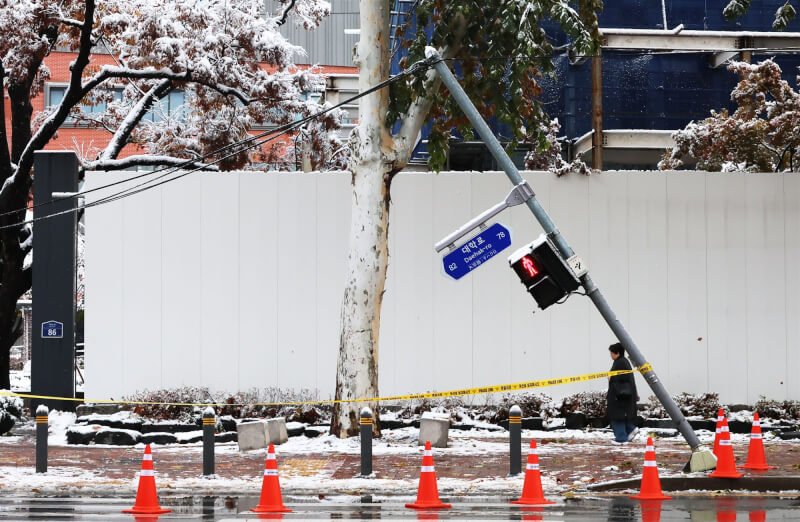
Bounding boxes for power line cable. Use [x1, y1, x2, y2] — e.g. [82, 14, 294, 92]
[1, 59, 433, 231]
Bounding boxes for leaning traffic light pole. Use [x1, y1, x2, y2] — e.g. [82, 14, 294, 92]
[424, 48, 716, 471]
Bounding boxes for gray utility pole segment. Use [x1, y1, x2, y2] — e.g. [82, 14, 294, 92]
[425, 48, 714, 469]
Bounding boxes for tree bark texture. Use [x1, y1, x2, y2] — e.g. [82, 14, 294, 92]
[331, 0, 396, 437]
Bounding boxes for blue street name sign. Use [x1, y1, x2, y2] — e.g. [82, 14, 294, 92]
[41, 320, 64, 339]
[442, 222, 512, 280]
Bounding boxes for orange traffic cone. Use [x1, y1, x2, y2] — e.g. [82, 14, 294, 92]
[511, 440, 555, 505]
[715, 497, 737, 522]
[749, 511, 766, 522]
[631, 437, 672, 500]
[742, 413, 775, 471]
[122, 445, 171, 515]
[405, 441, 451, 509]
[712, 408, 725, 457]
[252, 444, 292, 513]
[640, 499, 665, 522]
[710, 418, 743, 479]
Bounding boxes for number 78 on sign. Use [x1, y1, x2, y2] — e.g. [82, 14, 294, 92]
[441, 223, 512, 280]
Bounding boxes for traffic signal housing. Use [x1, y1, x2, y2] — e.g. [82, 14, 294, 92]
[508, 235, 581, 310]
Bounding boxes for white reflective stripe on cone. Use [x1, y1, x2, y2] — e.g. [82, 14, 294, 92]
[720, 439, 732, 446]
[717, 416, 723, 421]
[643, 461, 657, 467]
[421, 466, 435, 473]
[143, 454, 152, 461]
[526, 464, 540, 470]
[754, 421, 761, 426]
[267, 453, 276, 460]
[751, 433, 762, 439]
[140, 470, 154, 477]
[646, 446, 654, 453]
[264, 470, 279, 476]
[721, 427, 729, 432]
[424, 450, 432, 456]
[715, 428, 721, 433]
[529, 450, 538, 455]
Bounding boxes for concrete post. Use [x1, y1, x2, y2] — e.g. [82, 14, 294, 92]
[509, 405, 522, 477]
[36, 404, 48, 473]
[359, 407, 373, 477]
[202, 407, 215, 476]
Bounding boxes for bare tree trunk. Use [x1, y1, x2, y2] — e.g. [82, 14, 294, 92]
[331, 0, 395, 437]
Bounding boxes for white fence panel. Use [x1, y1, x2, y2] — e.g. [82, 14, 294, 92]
[84, 170, 799, 405]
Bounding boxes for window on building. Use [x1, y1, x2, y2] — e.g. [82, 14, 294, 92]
[46, 85, 186, 123]
[47, 85, 124, 116]
[144, 90, 186, 122]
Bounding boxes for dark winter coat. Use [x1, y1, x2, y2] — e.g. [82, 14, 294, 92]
[607, 356, 638, 422]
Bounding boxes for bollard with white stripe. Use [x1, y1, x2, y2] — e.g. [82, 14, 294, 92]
[359, 407, 373, 477]
[508, 405, 522, 477]
[35, 405, 48, 473]
[511, 439, 554, 505]
[202, 406, 215, 476]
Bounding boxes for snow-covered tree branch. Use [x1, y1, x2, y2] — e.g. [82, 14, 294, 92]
[0, 0, 337, 388]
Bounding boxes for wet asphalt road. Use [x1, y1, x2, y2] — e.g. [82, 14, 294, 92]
[0, 495, 798, 520]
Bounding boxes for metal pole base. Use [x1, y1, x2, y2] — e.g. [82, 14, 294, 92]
[684, 446, 717, 472]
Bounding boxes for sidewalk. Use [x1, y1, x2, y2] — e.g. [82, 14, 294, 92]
[0, 420, 797, 499]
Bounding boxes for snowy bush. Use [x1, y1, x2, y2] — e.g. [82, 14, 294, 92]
[754, 397, 800, 421]
[0, 392, 23, 435]
[558, 391, 608, 419]
[124, 386, 324, 422]
[642, 393, 720, 419]
[501, 393, 559, 420]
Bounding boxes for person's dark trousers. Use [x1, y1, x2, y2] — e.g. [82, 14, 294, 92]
[611, 420, 635, 442]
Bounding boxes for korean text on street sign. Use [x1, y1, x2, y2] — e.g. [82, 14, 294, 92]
[41, 320, 64, 339]
[442, 223, 512, 280]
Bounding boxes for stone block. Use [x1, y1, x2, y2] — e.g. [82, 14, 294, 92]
[142, 432, 178, 445]
[177, 431, 203, 444]
[286, 422, 305, 437]
[419, 414, 449, 448]
[266, 417, 288, 445]
[94, 427, 141, 446]
[304, 426, 326, 437]
[237, 420, 267, 451]
[565, 412, 588, 429]
[215, 431, 238, 443]
[66, 425, 101, 444]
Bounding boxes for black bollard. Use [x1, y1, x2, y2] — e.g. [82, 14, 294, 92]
[509, 404, 522, 477]
[36, 404, 48, 473]
[360, 407, 373, 477]
[202, 406, 215, 476]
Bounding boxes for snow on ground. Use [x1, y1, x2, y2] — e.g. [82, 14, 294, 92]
[0, 408, 795, 499]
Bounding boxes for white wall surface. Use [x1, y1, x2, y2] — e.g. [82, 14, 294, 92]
[84, 170, 800, 405]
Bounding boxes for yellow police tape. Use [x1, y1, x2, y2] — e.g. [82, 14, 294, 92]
[0, 363, 652, 408]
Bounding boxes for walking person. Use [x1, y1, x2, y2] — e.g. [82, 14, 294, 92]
[607, 342, 639, 443]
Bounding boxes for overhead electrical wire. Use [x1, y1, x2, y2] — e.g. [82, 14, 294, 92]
[0, 58, 436, 232]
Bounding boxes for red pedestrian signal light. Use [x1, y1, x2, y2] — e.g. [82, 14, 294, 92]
[520, 256, 539, 278]
[508, 235, 581, 310]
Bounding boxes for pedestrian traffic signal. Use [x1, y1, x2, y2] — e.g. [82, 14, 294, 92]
[508, 235, 581, 310]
